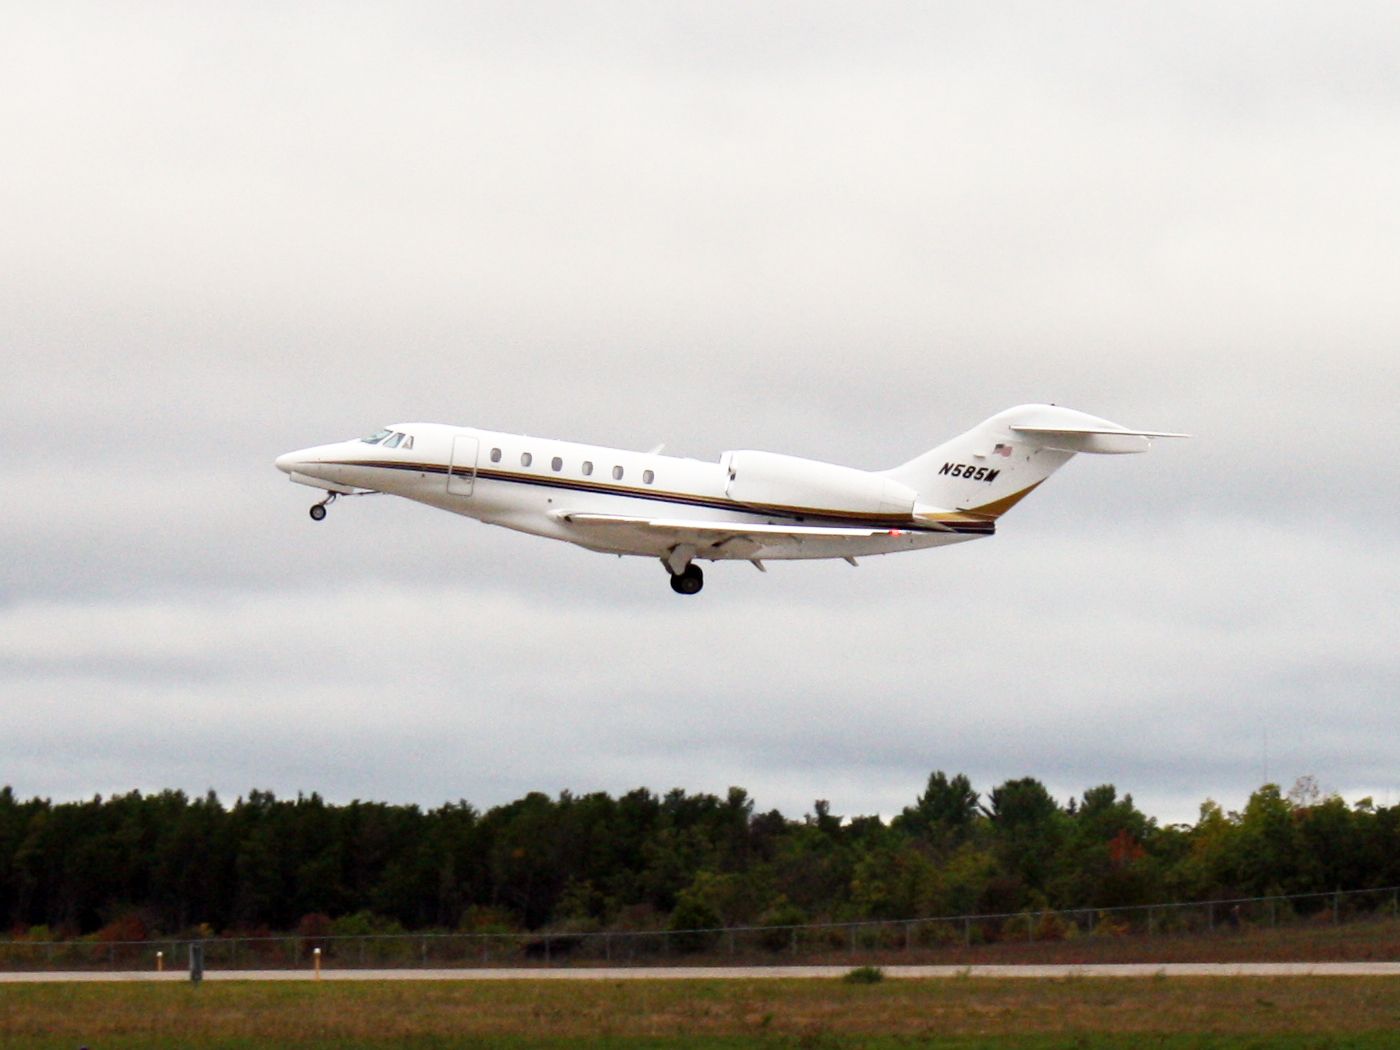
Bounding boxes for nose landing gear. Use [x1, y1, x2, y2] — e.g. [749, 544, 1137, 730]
[309, 493, 337, 521]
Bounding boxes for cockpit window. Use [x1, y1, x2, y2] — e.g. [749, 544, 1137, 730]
[361, 428, 414, 449]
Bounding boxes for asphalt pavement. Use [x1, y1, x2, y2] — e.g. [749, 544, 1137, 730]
[3, 962, 1398, 982]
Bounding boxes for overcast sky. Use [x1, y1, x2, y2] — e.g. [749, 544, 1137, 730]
[3, 3, 1397, 828]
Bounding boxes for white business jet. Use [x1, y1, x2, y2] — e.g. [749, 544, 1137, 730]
[275, 404, 1185, 595]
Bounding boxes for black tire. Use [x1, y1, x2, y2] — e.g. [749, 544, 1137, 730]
[672, 564, 703, 595]
[309, 504, 327, 521]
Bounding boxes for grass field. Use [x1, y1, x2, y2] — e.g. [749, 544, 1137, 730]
[2, 975, 1398, 1049]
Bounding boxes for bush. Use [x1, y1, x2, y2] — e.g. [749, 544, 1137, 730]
[667, 895, 722, 954]
[758, 902, 807, 952]
[458, 906, 519, 936]
[843, 965, 885, 984]
[329, 911, 404, 937]
[1091, 911, 1130, 937]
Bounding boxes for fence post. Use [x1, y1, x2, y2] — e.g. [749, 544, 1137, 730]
[905, 922, 913, 953]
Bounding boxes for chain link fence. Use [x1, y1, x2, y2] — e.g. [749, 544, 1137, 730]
[2, 885, 1397, 972]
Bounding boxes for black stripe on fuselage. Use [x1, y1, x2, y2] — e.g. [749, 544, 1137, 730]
[323, 460, 996, 536]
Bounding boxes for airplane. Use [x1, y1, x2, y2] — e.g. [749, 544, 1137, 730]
[275, 404, 1186, 594]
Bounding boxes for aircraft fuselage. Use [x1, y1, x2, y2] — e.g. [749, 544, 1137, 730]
[277, 405, 1183, 593]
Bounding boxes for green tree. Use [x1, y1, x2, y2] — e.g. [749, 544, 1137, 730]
[894, 772, 980, 851]
[1058, 785, 1159, 907]
[984, 778, 1065, 906]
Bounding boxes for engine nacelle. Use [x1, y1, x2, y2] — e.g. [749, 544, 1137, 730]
[720, 450, 917, 518]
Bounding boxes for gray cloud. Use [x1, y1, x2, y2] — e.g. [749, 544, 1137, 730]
[3, 4, 1397, 825]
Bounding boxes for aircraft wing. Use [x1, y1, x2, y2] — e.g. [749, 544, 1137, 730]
[550, 511, 921, 556]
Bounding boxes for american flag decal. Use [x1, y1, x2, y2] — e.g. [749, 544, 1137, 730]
[993, 443, 1013, 457]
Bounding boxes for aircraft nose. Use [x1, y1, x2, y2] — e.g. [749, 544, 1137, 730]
[275, 450, 301, 474]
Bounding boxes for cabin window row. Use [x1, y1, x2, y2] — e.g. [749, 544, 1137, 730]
[488, 447, 654, 485]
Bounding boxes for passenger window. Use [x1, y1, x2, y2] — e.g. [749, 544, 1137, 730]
[383, 433, 404, 449]
[551, 456, 563, 472]
[521, 452, 533, 467]
[612, 465, 624, 480]
[643, 469, 655, 484]
[582, 461, 593, 476]
[490, 448, 502, 463]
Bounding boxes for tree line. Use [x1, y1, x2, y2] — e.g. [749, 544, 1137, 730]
[1, 774, 1396, 940]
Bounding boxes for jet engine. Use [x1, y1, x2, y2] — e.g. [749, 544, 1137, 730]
[720, 450, 916, 518]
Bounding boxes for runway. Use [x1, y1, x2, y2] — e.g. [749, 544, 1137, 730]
[3, 962, 1399, 982]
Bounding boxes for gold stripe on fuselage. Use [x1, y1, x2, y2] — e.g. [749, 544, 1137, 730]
[323, 459, 991, 535]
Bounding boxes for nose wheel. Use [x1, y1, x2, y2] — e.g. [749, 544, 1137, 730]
[308, 493, 337, 521]
[669, 564, 704, 595]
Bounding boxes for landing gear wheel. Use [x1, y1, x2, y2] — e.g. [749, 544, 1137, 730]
[669, 564, 704, 595]
[308, 492, 337, 521]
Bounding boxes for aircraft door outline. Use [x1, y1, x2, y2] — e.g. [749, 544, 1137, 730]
[447, 435, 479, 496]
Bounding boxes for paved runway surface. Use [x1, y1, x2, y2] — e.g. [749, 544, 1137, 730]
[3, 963, 1399, 982]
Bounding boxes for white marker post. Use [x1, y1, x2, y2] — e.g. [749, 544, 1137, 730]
[313, 946, 321, 980]
[156, 950, 163, 973]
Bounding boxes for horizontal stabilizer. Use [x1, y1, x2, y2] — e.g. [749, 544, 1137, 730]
[1009, 425, 1191, 438]
[1008, 425, 1190, 455]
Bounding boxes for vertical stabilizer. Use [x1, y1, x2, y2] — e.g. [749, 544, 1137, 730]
[885, 405, 1183, 521]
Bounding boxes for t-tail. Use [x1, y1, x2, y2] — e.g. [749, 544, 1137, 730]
[884, 404, 1188, 524]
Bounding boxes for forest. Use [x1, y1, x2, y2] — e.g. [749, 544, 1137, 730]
[1, 773, 1396, 941]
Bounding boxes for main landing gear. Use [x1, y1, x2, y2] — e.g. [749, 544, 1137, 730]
[663, 545, 704, 595]
[308, 493, 336, 521]
[668, 563, 704, 595]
